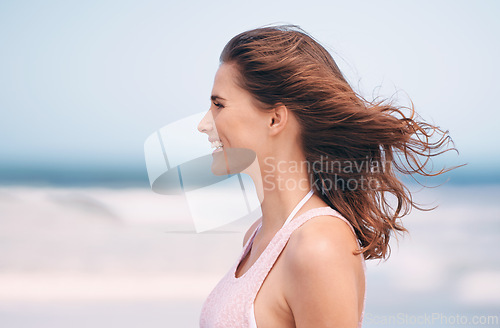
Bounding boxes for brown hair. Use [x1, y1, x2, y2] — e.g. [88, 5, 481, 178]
[220, 24, 460, 260]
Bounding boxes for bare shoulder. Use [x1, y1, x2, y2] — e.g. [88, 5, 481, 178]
[282, 214, 364, 327]
[286, 214, 361, 263]
[242, 216, 263, 247]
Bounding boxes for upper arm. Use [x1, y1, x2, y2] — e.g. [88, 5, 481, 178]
[242, 216, 262, 247]
[283, 216, 362, 328]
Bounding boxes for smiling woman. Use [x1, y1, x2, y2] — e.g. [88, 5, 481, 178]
[197, 24, 458, 328]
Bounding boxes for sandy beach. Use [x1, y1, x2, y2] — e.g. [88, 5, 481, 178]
[0, 185, 499, 327]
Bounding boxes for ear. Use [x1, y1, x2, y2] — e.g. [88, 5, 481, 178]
[268, 103, 288, 136]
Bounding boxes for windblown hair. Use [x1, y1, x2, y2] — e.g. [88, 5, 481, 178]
[220, 24, 459, 260]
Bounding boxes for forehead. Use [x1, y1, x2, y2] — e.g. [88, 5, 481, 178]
[212, 63, 243, 97]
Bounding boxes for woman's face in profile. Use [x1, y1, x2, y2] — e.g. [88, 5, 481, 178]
[198, 63, 269, 170]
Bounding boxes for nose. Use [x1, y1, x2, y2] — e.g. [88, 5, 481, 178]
[197, 110, 214, 134]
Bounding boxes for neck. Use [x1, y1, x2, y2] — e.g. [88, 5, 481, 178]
[258, 155, 314, 234]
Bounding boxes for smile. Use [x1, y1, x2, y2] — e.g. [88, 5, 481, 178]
[211, 140, 224, 152]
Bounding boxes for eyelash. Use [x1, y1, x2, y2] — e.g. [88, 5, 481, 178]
[213, 102, 224, 109]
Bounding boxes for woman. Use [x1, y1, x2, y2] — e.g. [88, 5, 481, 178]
[197, 24, 456, 328]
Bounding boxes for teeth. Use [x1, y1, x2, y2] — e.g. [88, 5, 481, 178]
[210, 140, 223, 149]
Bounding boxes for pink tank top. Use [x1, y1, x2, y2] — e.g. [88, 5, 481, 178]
[199, 202, 367, 327]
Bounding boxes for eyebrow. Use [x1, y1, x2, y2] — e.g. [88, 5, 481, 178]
[211, 95, 227, 102]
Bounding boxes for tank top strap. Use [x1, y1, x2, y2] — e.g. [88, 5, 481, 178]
[287, 206, 358, 236]
[238, 219, 262, 266]
[249, 206, 361, 297]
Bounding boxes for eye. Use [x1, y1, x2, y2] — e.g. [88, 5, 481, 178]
[212, 101, 224, 109]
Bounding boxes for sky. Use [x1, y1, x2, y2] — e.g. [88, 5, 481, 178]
[0, 0, 499, 185]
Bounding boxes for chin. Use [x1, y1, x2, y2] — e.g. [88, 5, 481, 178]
[210, 147, 257, 176]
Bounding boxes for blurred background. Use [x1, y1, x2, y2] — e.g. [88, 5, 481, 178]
[0, 0, 499, 327]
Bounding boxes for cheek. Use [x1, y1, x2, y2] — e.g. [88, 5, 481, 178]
[212, 113, 228, 134]
[240, 117, 268, 148]
[215, 107, 267, 147]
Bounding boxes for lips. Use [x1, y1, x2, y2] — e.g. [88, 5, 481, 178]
[208, 139, 224, 153]
[212, 140, 223, 147]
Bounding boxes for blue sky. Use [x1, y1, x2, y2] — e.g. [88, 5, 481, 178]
[0, 0, 498, 184]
